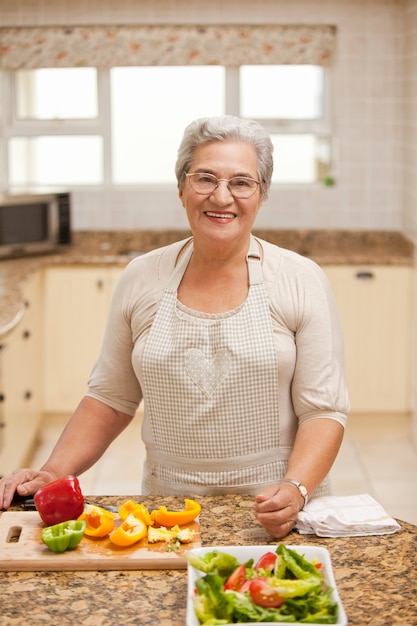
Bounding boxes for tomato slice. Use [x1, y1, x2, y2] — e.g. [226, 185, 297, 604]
[224, 563, 247, 591]
[249, 578, 285, 608]
[239, 579, 253, 593]
[254, 551, 277, 573]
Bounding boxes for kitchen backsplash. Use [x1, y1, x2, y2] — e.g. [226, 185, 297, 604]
[0, 0, 416, 240]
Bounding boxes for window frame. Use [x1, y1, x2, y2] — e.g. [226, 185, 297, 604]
[1, 65, 332, 191]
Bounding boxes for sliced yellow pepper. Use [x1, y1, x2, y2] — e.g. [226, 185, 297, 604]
[78, 503, 116, 537]
[131, 503, 153, 526]
[118, 500, 153, 526]
[150, 498, 201, 527]
[109, 514, 147, 547]
[118, 500, 140, 520]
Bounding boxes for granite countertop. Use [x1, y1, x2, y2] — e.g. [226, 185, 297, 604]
[0, 229, 414, 337]
[1, 494, 416, 626]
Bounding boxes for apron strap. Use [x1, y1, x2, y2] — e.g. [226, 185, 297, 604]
[166, 235, 263, 291]
[246, 236, 263, 286]
[166, 238, 193, 292]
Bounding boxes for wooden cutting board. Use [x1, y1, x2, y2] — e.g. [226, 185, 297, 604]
[0, 511, 200, 571]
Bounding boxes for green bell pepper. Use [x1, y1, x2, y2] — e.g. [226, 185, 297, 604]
[41, 519, 87, 553]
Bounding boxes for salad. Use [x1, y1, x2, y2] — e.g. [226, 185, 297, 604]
[187, 544, 340, 624]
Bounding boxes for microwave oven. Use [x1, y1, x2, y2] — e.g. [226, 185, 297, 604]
[0, 192, 71, 259]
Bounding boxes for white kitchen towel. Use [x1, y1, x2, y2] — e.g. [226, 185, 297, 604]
[295, 494, 401, 537]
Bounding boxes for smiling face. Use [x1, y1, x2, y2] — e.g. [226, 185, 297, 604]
[178, 140, 264, 255]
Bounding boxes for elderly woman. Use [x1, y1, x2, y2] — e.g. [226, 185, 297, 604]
[0, 115, 349, 538]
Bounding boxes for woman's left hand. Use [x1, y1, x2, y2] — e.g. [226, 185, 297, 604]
[253, 483, 304, 538]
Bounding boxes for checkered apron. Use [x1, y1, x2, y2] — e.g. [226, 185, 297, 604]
[141, 237, 293, 495]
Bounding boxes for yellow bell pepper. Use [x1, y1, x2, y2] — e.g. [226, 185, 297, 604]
[118, 500, 139, 520]
[78, 503, 116, 537]
[131, 503, 153, 526]
[118, 500, 153, 526]
[109, 514, 147, 547]
[150, 498, 201, 527]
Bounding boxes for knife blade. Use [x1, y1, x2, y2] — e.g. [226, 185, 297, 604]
[10, 495, 119, 514]
[9, 494, 36, 510]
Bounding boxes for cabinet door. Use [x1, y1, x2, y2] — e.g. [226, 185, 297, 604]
[324, 265, 414, 413]
[0, 271, 43, 476]
[43, 267, 122, 413]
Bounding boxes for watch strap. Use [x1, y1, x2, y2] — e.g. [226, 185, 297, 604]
[279, 479, 309, 508]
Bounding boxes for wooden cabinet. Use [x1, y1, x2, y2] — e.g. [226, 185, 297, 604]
[43, 267, 122, 413]
[323, 265, 415, 413]
[0, 271, 44, 476]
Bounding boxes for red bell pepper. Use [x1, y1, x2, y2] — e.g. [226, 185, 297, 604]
[34, 475, 85, 526]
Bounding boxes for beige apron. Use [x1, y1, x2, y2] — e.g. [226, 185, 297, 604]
[141, 237, 328, 496]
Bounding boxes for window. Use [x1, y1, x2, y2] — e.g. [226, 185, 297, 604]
[9, 136, 103, 187]
[239, 65, 331, 184]
[111, 66, 224, 184]
[240, 65, 323, 119]
[14, 68, 98, 120]
[1, 65, 331, 192]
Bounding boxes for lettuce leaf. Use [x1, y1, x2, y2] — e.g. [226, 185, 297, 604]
[187, 550, 241, 577]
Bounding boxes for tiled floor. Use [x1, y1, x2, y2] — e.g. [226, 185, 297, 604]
[28, 410, 417, 526]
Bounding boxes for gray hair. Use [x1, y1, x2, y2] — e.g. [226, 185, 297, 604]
[175, 115, 274, 199]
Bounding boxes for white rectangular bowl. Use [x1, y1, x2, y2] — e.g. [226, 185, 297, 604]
[186, 544, 348, 626]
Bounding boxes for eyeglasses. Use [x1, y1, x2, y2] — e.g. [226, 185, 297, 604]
[185, 172, 261, 199]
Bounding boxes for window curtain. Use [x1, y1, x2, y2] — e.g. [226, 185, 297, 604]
[0, 24, 336, 69]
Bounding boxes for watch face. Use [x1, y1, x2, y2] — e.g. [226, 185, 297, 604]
[281, 480, 307, 503]
[297, 484, 308, 504]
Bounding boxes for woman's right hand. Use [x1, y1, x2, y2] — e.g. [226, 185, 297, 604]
[0, 468, 58, 510]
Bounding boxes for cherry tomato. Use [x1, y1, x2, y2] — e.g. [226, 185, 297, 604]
[254, 551, 277, 573]
[249, 578, 285, 608]
[224, 563, 247, 591]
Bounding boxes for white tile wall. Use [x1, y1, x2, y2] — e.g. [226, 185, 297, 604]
[404, 0, 417, 236]
[0, 0, 414, 235]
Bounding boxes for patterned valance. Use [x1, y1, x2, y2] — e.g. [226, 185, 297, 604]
[0, 24, 336, 69]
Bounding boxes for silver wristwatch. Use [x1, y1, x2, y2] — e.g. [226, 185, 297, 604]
[280, 479, 309, 508]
